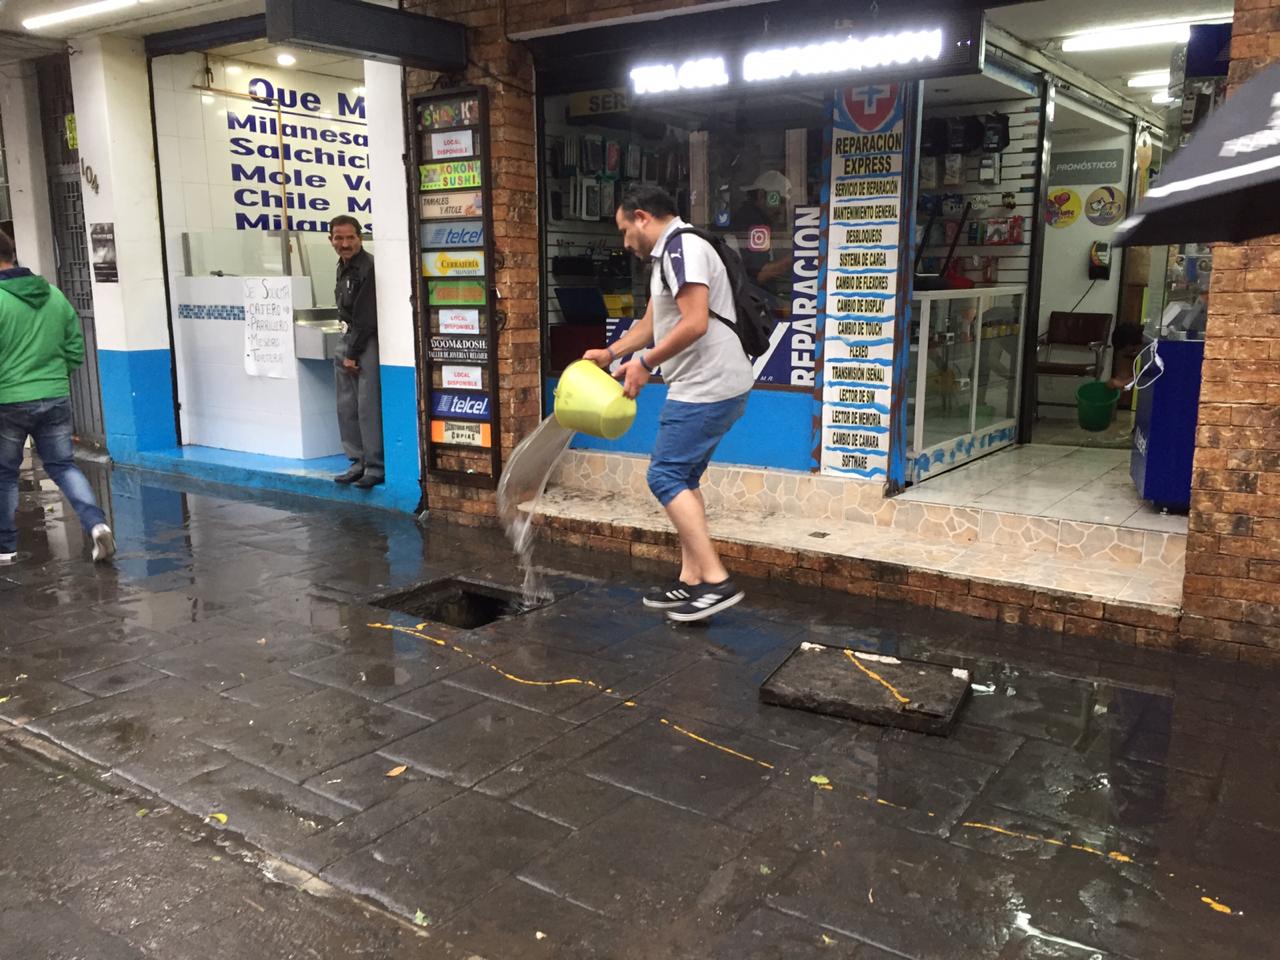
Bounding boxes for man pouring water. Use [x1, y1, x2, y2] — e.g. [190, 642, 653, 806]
[583, 185, 754, 622]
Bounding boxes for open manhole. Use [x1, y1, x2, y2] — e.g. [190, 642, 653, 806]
[372, 577, 548, 630]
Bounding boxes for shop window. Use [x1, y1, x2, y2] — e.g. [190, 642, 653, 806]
[540, 88, 825, 392]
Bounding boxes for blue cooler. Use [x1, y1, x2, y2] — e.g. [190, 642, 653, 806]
[1130, 338, 1204, 512]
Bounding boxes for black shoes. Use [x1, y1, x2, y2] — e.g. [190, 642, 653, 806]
[354, 474, 385, 489]
[665, 579, 745, 623]
[642, 580, 698, 609]
[334, 465, 363, 484]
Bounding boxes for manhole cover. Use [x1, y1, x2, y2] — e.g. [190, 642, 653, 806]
[373, 578, 547, 630]
[760, 642, 970, 736]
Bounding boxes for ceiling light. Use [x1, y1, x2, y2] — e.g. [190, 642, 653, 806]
[23, 0, 137, 30]
[201, 94, 214, 104]
[226, 65, 243, 76]
[276, 53, 296, 66]
[352, 85, 367, 95]
[1128, 71, 1171, 89]
[1063, 21, 1191, 53]
[1152, 91, 1176, 105]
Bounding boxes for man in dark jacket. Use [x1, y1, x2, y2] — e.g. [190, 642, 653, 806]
[329, 216, 383, 488]
[0, 229, 114, 562]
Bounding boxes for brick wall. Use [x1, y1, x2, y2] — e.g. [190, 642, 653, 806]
[405, 0, 542, 525]
[1180, 0, 1280, 663]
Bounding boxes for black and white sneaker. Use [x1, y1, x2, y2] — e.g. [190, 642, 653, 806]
[643, 580, 697, 609]
[665, 580, 745, 622]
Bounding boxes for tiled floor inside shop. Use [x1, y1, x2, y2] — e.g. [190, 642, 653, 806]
[899, 444, 1189, 535]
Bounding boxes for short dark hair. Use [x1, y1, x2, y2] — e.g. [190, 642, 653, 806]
[0, 229, 14, 264]
[618, 184, 678, 220]
[329, 215, 363, 235]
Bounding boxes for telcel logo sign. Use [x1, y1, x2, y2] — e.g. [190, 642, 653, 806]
[422, 220, 485, 248]
[432, 391, 490, 421]
[631, 27, 945, 94]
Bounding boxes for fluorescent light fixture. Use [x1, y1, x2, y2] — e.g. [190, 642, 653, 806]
[630, 58, 728, 95]
[276, 52, 297, 66]
[23, 0, 137, 30]
[1062, 21, 1191, 52]
[201, 94, 214, 104]
[1128, 71, 1171, 89]
[352, 85, 367, 95]
[225, 65, 243, 76]
[743, 28, 943, 83]
[1152, 91, 1175, 105]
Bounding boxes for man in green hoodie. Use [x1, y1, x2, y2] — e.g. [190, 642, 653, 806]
[0, 230, 114, 563]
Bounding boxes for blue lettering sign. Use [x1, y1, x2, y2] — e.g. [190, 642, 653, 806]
[431, 391, 491, 421]
[420, 220, 486, 249]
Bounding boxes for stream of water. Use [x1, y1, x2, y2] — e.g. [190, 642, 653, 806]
[495, 415, 576, 607]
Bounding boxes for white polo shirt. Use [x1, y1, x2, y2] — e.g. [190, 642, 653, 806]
[649, 218, 755, 403]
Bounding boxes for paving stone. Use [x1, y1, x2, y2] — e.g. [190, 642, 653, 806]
[579, 715, 776, 818]
[517, 796, 753, 923]
[144, 632, 336, 692]
[215, 687, 430, 784]
[303, 750, 460, 811]
[2, 621, 177, 681]
[767, 821, 1036, 960]
[443, 877, 627, 960]
[65, 661, 165, 698]
[701, 907, 882, 959]
[382, 698, 574, 788]
[0, 678, 93, 724]
[510, 771, 635, 829]
[28, 677, 252, 767]
[220, 672, 326, 708]
[112, 737, 237, 797]
[289, 649, 470, 702]
[441, 642, 646, 717]
[983, 739, 1216, 850]
[384, 679, 489, 722]
[167, 760, 351, 851]
[323, 792, 569, 921]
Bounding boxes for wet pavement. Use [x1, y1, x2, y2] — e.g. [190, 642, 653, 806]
[2, 460, 1280, 958]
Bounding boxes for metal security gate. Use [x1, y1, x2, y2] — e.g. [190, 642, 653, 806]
[37, 56, 106, 451]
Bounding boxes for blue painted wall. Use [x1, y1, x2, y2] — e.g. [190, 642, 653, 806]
[545, 377, 815, 471]
[379, 363, 423, 511]
[98, 349, 178, 457]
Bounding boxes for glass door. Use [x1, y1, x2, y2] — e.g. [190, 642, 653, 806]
[907, 287, 1026, 482]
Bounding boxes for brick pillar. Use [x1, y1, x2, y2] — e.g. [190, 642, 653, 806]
[405, 0, 541, 525]
[1181, 0, 1280, 662]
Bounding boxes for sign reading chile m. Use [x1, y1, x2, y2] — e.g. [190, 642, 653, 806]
[432, 391, 490, 422]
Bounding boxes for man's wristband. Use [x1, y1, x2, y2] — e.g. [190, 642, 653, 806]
[639, 354, 655, 374]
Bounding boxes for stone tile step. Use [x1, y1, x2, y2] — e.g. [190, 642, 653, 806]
[523, 488, 1183, 617]
[546, 451, 1187, 575]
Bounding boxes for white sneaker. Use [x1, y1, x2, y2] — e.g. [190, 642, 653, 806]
[0, 552, 15, 564]
[90, 524, 115, 563]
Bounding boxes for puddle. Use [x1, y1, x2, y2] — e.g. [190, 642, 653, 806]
[496, 415, 575, 607]
[373, 578, 547, 630]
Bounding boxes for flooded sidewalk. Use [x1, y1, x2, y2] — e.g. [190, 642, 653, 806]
[1, 460, 1278, 959]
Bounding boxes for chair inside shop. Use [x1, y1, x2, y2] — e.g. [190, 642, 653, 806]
[1034, 311, 1113, 416]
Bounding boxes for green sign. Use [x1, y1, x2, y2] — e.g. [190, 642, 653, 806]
[428, 278, 486, 306]
[420, 160, 482, 192]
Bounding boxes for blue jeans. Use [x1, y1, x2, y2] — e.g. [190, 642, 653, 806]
[0, 396, 107, 553]
[647, 392, 749, 507]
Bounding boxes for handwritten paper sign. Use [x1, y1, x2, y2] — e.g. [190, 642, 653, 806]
[243, 277, 295, 379]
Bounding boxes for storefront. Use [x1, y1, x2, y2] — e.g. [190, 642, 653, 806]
[530, 6, 994, 494]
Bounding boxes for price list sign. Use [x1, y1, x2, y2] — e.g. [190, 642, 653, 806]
[820, 84, 906, 480]
[413, 88, 500, 483]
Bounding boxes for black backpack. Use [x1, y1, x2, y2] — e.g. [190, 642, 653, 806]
[659, 226, 776, 359]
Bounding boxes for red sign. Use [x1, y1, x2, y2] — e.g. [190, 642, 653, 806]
[842, 83, 900, 133]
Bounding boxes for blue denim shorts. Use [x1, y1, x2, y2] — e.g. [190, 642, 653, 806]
[647, 392, 749, 507]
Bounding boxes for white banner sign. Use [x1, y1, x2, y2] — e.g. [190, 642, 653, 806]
[442, 364, 484, 390]
[820, 84, 906, 480]
[431, 129, 475, 159]
[243, 277, 295, 379]
[438, 308, 481, 334]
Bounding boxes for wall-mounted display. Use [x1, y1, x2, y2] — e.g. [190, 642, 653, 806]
[414, 88, 500, 484]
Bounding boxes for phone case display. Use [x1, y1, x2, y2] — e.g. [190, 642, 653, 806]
[415, 87, 501, 484]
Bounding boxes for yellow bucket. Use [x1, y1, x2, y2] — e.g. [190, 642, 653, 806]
[554, 359, 637, 439]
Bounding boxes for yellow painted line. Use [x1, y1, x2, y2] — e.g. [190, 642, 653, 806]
[1201, 897, 1233, 915]
[843, 650, 910, 706]
[959, 822, 1135, 864]
[659, 718, 774, 770]
[485, 662, 592, 688]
